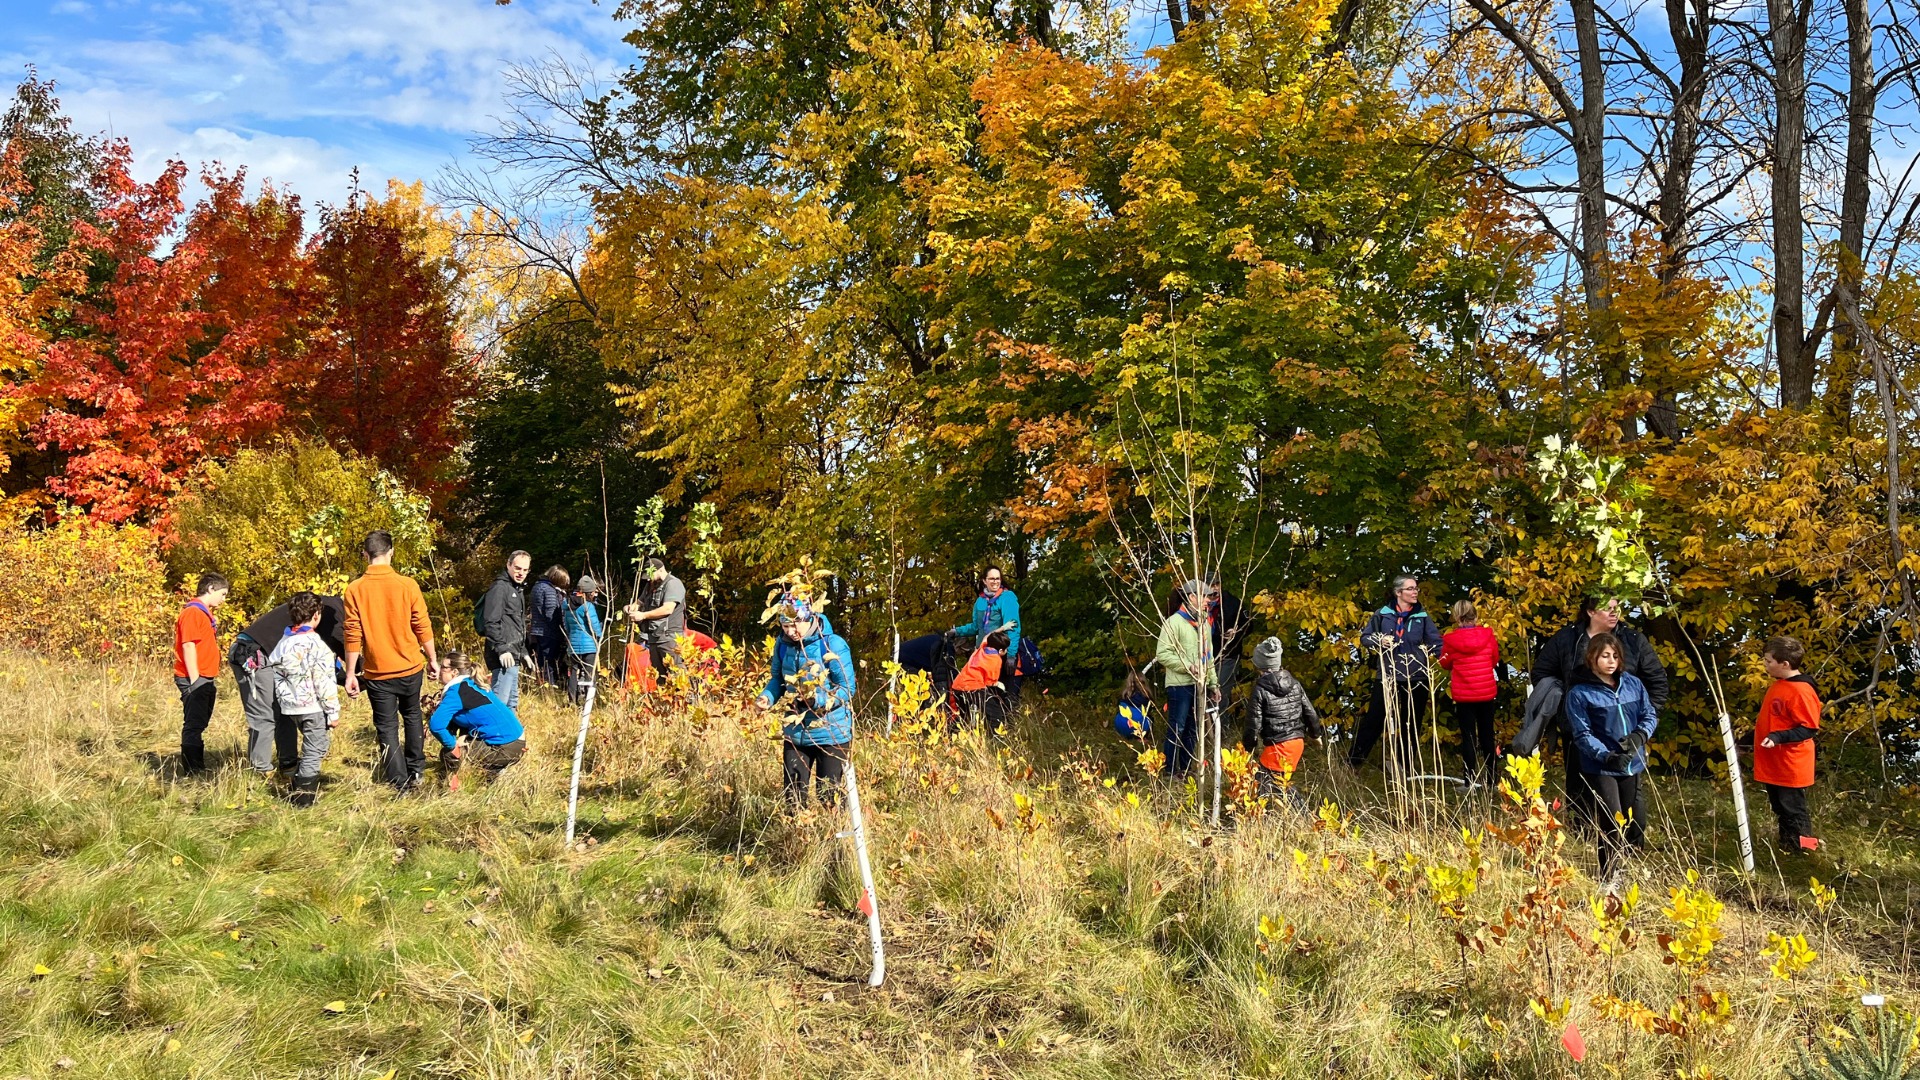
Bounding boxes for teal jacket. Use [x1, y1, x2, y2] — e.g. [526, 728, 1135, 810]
[954, 589, 1020, 652]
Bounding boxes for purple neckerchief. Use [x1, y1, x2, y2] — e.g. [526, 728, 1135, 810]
[188, 599, 217, 634]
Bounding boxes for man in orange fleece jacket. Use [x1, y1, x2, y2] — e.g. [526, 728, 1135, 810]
[344, 530, 440, 792]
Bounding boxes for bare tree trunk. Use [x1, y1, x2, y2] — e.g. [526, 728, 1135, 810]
[1572, 0, 1611, 314]
[1770, 0, 1813, 406]
[1645, 0, 1711, 440]
[1166, 0, 1186, 37]
[1824, 0, 1876, 422]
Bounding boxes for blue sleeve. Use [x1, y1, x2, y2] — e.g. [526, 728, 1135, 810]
[824, 636, 857, 710]
[1563, 689, 1611, 765]
[586, 603, 603, 640]
[1637, 692, 1660, 741]
[428, 690, 460, 749]
[1002, 592, 1021, 649]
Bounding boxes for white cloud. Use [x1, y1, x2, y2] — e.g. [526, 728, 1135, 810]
[4, 0, 629, 205]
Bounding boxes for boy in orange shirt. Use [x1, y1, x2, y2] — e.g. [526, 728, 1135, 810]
[1754, 635, 1821, 854]
[174, 572, 230, 773]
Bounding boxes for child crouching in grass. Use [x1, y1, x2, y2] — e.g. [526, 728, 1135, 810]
[1244, 637, 1322, 800]
[429, 653, 527, 792]
[266, 591, 339, 807]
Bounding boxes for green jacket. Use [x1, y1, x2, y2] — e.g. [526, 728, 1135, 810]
[1156, 611, 1216, 690]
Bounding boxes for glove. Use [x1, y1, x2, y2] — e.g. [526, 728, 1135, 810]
[499, 652, 516, 670]
[1624, 731, 1648, 754]
[1604, 751, 1634, 771]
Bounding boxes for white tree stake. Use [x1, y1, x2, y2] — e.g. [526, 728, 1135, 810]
[1715, 710, 1756, 873]
[564, 680, 598, 850]
[842, 762, 885, 987]
[885, 632, 900, 736]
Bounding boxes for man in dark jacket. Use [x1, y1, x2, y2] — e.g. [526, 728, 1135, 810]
[1206, 573, 1251, 714]
[1530, 596, 1669, 835]
[1346, 575, 1442, 772]
[481, 550, 532, 709]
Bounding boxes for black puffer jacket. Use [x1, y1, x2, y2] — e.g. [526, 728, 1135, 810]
[1531, 622, 1669, 709]
[1245, 669, 1324, 748]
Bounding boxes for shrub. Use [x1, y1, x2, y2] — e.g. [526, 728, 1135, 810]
[167, 443, 440, 621]
[0, 513, 171, 657]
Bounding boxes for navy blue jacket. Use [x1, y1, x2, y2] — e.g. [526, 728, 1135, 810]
[1563, 671, 1660, 777]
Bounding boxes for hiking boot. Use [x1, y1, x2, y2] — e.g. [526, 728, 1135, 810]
[289, 776, 318, 808]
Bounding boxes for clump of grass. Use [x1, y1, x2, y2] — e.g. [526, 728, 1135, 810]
[0, 646, 1910, 1078]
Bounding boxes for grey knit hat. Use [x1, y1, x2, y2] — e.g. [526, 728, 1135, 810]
[1252, 636, 1284, 672]
[576, 575, 600, 596]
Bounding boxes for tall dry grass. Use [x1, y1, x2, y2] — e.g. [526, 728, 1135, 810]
[0, 644, 1905, 1078]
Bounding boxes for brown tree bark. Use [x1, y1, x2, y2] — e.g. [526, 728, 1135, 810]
[1770, 0, 1814, 406]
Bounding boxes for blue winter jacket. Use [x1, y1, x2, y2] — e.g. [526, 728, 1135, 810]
[560, 597, 603, 656]
[428, 678, 526, 749]
[529, 580, 565, 643]
[1563, 671, 1660, 777]
[954, 590, 1021, 653]
[761, 624, 856, 747]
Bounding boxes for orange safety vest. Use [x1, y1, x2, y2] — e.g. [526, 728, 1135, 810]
[1753, 676, 1820, 788]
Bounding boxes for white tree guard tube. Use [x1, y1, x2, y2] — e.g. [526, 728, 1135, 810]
[842, 762, 886, 987]
[1715, 711, 1756, 873]
[564, 680, 598, 850]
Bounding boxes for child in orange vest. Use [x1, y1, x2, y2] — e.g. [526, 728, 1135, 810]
[1754, 635, 1821, 853]
[950, 630, 1010, 730]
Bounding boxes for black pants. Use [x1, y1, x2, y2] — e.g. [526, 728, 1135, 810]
[1588, 771, 1642, 877]
[365, 671, 425, 790]
[176, 677, 218, 771]
[1454, 698, 1498, 780]
[782, 740, 849, 808]
[1347, 680, 1428, 771]
[1767, 784, 1813, 847]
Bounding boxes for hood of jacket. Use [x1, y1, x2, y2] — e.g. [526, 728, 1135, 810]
[1256, 668, 1302, 695]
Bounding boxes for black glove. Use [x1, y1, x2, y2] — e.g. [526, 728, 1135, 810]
[1604, 751, 1634, 771]
[1624, 731, 1648, 754]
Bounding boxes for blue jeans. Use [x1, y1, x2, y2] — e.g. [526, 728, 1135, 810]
[1162, 684, 1199, 775]
[489, 662, 521, 710]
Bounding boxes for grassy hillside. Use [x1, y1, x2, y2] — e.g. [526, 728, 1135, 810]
[0, 647, 1914, 1079]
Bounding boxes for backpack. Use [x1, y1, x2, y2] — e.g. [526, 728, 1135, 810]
[1015, 635, 1045, 677]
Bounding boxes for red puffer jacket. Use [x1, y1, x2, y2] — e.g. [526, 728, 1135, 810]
[1440, 625, 1500, 702]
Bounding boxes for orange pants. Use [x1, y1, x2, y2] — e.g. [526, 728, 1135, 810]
[1259, 739, 1306, 776]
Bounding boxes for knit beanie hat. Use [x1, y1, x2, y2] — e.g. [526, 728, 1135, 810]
[1253, 636, 1284, 672]
[576, 575, 600, 596]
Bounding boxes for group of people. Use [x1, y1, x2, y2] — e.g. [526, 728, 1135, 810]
[1142, 572, 1826, 889]
[174, 534, 543, 800]
[173, 543, 1827, 887]
[483, 553, 691, 707]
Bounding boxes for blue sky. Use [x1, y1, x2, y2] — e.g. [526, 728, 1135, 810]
[2, 0, 631, 206]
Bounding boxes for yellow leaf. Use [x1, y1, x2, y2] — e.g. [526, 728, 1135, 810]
[373, 1070, 397, 1080]
[164, 1038, 181, 1055]
[31, 963, 51, 977]
[323, 1000, 348, 1013]
[518, 1030, 535, 1045]
[229, 929, 242, 941]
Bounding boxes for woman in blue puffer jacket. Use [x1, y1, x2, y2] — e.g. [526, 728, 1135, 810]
[757, 595, 856, 808]
[1562, 632, 1660, 889]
